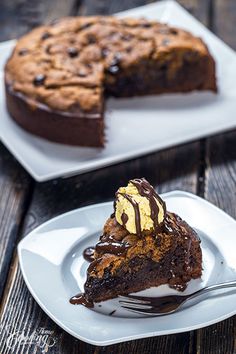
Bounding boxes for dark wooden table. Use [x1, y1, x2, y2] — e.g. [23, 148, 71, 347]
[0, 0, 235, 353]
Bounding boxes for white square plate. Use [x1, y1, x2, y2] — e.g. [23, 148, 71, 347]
[18, 191, 236, 346]
[1, 1, 236, 181]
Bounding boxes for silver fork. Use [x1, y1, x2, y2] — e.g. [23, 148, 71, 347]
[119, 280, 236, 316]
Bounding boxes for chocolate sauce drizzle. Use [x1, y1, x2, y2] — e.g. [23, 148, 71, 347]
[69, 293, 94, 308]
[162, 214, 193, 275]
[83, 247, 95, 262]
[116, 178, 166, 236]
[121, 212, 128, 227]
[120, 193, 142, 236]
[131, 178, 166, 232]
[95, 239, 130, 255]
[184, 236, 192, 272]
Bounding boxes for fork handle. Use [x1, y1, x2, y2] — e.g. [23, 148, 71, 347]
[189, 280, 236, 301]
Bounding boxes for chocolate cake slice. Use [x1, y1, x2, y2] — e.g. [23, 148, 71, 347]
[5, 16, 217, 147]
[70, 178, 202, 306]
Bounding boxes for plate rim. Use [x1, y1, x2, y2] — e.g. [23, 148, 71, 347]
[1, 0, 236, 182]
[17, 190, 236, 345]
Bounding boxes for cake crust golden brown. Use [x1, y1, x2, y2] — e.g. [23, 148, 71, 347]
[5, 16, 216, 147]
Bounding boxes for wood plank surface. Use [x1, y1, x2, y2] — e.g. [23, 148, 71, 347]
[78, 0, 210, 24]
[196, 131, 236, 354]
[0, 0, 79, 41]
[196, 0, 236, 351]
[213, 0, 236, 47]
[0, 145, 31, 302]
[78, 0, 150, 15]
[0, 0, 235, 353]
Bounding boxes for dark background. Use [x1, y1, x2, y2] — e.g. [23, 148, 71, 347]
[0, 0, 235, 353]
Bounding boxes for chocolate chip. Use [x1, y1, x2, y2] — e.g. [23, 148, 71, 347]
[67, 47, 78, 58]
[141, 23, 151, 28]
[79, 23, 92, 31]
[108, 65, 119, 74]
[85, 63, 92, 69]
[170, 29, 178, 35]
[87, 34, 96, 44]
[18, 48, 28, 56]
[33, 74, 46, 86]
[101, 48, 109, 58]
[126, 46, 132, 53]
[41, 32, 52, 40]
[162, 38, 170, 46]
[107, 53, 122, 74]
[111, 53, 122, 66]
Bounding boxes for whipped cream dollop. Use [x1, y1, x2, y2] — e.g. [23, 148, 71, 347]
[115, 178, 166, 236]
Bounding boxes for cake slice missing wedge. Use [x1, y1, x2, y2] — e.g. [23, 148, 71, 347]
[70, 178, 202, 306]
[5, 17, 216, 147]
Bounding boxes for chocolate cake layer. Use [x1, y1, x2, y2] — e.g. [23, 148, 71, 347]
[5, 16, 217, 147]
[5, 85, 104, 147]
[84, 212, 202, 303]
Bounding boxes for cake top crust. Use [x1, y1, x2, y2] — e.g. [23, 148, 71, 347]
[88, 211, 199, 278]
[5, 16, 210, 113]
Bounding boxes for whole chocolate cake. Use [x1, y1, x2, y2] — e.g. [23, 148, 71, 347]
[70, 178, 202, 306]
[5, 16, 217, 147]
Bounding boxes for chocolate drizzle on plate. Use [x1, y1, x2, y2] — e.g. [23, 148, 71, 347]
[69, 293, 94, 308]
[83, 247, 95, 262]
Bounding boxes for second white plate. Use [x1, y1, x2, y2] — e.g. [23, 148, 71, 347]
[18, 191, 236, 345]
